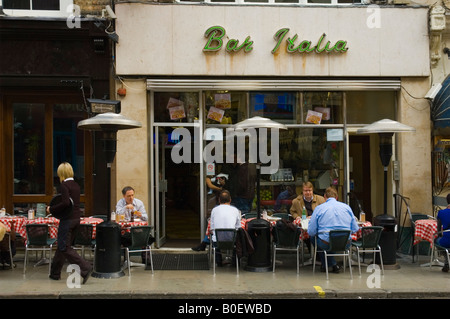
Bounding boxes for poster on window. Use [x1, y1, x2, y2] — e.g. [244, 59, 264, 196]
[305, 110, 323, 124]
[214, 94, 231, 109]
[207, 106, 225, 123]
[167, 97, 183, 109]
[314, 107, 330, 121]
[169, 105, 186, 120]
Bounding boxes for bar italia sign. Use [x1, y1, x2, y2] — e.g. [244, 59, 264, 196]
[203, 25, 348, 54]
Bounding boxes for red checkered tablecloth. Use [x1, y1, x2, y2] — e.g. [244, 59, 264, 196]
[206, 216, 370, 241]
[80, 217, 105, 238]
[22, 217, 60, 239]
[0, 216, 27, 234]
[117, 220, 148, 235]
[413, 219, 437, 246]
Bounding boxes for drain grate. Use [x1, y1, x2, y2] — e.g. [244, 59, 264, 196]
[146, 254, 210, 271]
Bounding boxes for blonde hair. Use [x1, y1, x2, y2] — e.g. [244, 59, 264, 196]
[57, 162, 74, 182]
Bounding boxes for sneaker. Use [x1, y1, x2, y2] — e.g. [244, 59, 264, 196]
[332, 265, 341, 273]
[442, 264, 449, 273]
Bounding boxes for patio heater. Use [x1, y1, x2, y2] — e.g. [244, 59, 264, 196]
[235, 116, 287, 272]
[78, 112, 142, 278]
[357, 119, 415, 265]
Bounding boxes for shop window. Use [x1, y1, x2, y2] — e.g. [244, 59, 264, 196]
[346, 91, 396, 124]
[53, 104, 86, 193]
[249, 92, 296, 123]
[204, 91, 247, 125]
[154, 92, 200, 123]
[13, 103, 46, 195]
[302, 92, 343, 124]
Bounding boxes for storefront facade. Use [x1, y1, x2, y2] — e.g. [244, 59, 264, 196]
[114, 3, 431, 247]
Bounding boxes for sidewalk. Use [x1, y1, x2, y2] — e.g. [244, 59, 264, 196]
[1, 248, 449, 299]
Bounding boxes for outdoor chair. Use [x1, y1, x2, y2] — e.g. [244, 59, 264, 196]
[351, 226, 384, 276]
[72, 223, 96, 260]
[124, 226, 154, 275]
[23, 224, 56, 275]
[430, 229, 450, 270]
[313, 229, 352, 280]
[272, 222, 304, 274]
[213, 228, 239, 275]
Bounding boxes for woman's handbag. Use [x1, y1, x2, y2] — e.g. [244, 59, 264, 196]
[49, 194, 74, 219]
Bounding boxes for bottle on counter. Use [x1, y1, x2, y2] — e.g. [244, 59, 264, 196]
[302, 206, 307, 220]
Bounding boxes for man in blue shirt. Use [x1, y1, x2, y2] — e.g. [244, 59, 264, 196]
[308, 187, 359, 273]
[436, 193, 450, 272]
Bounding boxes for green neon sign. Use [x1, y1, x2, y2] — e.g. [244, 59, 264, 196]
[202, 26, 348, 54]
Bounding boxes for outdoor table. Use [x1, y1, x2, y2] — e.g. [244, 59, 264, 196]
[413, 219, 442, 267]
[80, 217, 105, 238]
[116, 220, 148, 236]
[21, 217, 60, 239]
[0, 216, 27, 235]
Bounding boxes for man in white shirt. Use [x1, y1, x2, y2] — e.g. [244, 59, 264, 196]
[115, 186, 148, 221]
[210, 190, 241, 266]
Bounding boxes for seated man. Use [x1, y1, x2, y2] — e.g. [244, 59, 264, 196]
[308, 187, 359, 273]
[290, 181, 325, 219]
[210, 190, 241, 266]
[436, 193, 450, 272]
[116, 186, 153, 262]
[116, 186, 148, 221]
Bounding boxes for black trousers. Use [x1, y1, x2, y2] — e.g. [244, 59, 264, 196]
[51, 219, 91, 278]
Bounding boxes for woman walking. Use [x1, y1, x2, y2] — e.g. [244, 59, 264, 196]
[47, 162, 92, 284]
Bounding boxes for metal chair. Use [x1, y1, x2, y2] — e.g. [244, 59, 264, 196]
[23, 224, 56, 275]
[272, 222, 303, 274]
[351, 226, 384, 276]
[124, 226, 154, 275]
[213, 228, 239, 275]
[1, 232, 15, 269]
[313, 229, 352, 280]
[395, 193, 435, 262]
[430, 229, 450, 270]
[72, 224, 96, 260]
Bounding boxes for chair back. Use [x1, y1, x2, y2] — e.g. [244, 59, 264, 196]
[215, 228, 237, 251]
[243, 212, 257, 219]
[273, 222, 301, 248]
[359, 226, 383, 249]
[130, 226, 153, 250]
[25, 224, 49, 246]
[328, 229, 351, 252]
[73, 224, 94, 246]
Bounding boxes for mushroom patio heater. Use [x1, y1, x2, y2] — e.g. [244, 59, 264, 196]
[357, 119, 415, 266]
[78, 112, 142, 278]
[234, 116, 287, 272]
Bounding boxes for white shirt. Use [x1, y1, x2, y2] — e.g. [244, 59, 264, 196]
[210, 204, 241, 242]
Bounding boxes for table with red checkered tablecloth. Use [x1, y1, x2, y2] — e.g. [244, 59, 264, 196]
[80, 217, 105, 238]
[0, 216, 27, 235]
[413, 219, 437, 246]
[205, 216, 370, 241]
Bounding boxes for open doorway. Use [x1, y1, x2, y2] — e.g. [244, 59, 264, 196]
[349, 135, 372, 221]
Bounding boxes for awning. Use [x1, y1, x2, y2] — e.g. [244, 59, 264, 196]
[432, 75, 450, 129]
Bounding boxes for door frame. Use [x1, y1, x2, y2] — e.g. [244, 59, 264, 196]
[149, 91, 205, 247]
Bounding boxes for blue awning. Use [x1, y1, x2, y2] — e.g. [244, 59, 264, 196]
[432, 75, 450, 128]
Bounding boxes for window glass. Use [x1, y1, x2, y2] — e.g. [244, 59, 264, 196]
[302, 92, 343, 124]
[3, 0, 30, 9]
[204, 91, 247, 125]
[154, 92, 199, 123]
[249, 92, 297, 123]
[53, 104, 86, 194]
[13, 103, 46, 194]
[32, 0, 59, 10]
[346, 91, 396, 124]
[3, 0, 60, 10]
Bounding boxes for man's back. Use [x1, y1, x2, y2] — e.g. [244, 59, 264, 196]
[308, 198, 359, 243]
[210, 204, 241, 241]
